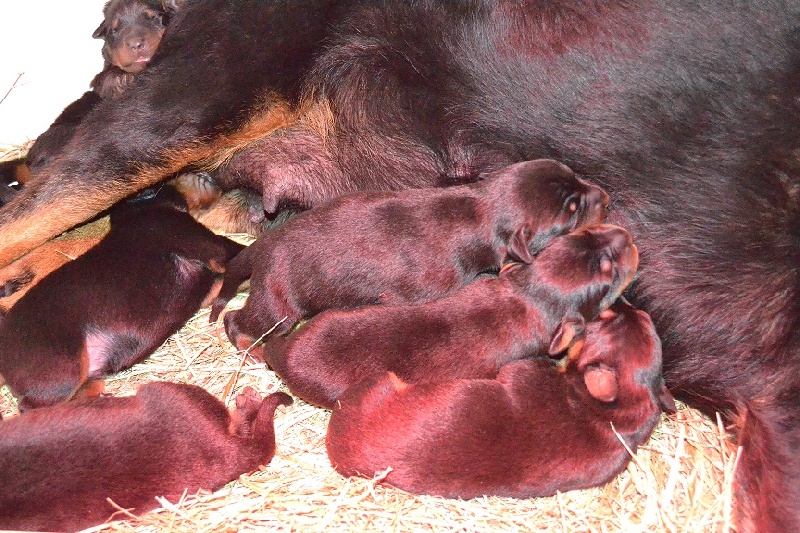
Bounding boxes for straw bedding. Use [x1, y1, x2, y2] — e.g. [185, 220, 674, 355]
[0, 149, 735, 532]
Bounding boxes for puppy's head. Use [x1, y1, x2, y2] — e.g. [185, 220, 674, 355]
[505, 224, 639, 319]
[93, 0, 173, 73]
[491, 159, 609, 263]
[567, 299, 676, 411]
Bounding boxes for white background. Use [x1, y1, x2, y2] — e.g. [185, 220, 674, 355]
[0, 1, 107, 148]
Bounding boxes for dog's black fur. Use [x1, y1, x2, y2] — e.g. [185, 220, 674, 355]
[1, 3, 799, 529]
[0, 160, 26, 207]
[24, 0, 184, 175]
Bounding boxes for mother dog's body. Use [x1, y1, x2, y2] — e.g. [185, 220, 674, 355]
[0, 2, 798, 530]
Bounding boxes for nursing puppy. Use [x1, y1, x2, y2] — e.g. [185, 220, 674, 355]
[326, 299, 676, 499]
[0, 382, 292, 532]
[264, 224, 638, 409]
[3, 3, 799, 528]
[0, 185, 243, 410]
[0, 227, 104, 310]
[214, 159, 609, 346]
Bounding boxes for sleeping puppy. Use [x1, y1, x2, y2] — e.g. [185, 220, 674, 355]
[23, 0, 186, 175]
[0, 382, 292, 532]
[214, 159, 609, 345]
[91, 0, 186, 99]
[0, 185, 243, 411]
[326, 299, 676, 499]
[0, 225, 105, 310]
[263, 224, 638, 409]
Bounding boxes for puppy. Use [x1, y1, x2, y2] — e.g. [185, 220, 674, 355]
[326, 299, 676, 499]
[22, 0, 184, 176]
[264, 224, 638, 409]
[214, 159, 609, 346]
[0, 185, 243, 410]
[0, 219, 107, 311]
[91, 0, 185, 99]
[0, 382, 292, 532]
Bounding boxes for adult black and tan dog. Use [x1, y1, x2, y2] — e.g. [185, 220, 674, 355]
[0, 2, 798, 530]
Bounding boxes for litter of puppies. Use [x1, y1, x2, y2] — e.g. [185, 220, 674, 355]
[0, 156, 675, 529]
[7, 0, 792, 529]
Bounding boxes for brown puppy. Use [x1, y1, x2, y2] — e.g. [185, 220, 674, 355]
[326, 299, 676, 499]
[2, 3, 799, 529]
[264, 224, 638, 409]
[215, 159, 609, 347]
[0, 382, 292, 532]
[0, 185, 243, 411]
[0, 218, 108, 312]
[92, 0, 185, 99]
[22, 0, 184, 176]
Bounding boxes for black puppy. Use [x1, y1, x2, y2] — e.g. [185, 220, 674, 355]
[24, 0, 185, 174]
[215, 159, 608, 349]
[0, 382, 291, 532]
[2, 3, 799, 530]
[0, 185, 243, 410]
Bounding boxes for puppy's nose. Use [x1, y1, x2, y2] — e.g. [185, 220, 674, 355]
[126, 36, 145, 51]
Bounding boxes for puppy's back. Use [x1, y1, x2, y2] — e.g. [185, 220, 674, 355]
[0, 382, 290, 532]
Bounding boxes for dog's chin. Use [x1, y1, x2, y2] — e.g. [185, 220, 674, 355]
[120, 59, 151, 74]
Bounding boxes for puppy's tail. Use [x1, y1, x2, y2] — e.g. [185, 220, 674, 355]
[252, 391, 294, 455]
[210, 243, 255, 322]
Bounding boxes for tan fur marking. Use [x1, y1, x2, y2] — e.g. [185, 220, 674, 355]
[0, 227, 105, 310]
[0, 94, 298, 268]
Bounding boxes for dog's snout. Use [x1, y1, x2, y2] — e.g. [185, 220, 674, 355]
[126, 35, 145, 51]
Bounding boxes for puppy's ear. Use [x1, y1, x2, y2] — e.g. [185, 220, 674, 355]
[506, 227, 534, 264]
[92, 21, 108, 39]
[657, 382, 677, 414]
[549, 314, 585, 355]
